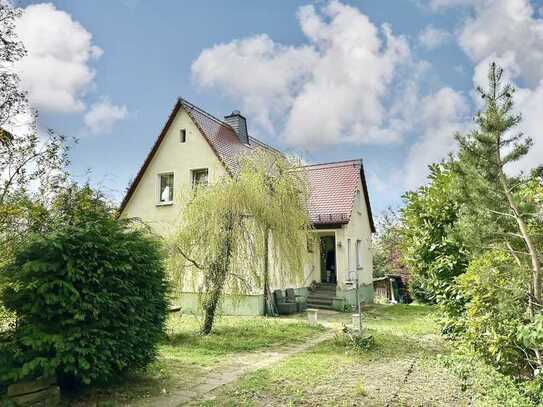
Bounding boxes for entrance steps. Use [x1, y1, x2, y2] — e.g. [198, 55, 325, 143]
[306, 283, 337, 310]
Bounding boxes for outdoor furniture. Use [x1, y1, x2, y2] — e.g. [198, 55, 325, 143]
[273, 290, 297, 315]
[285, 288, 305, 312]
[307, 308, 319, 325]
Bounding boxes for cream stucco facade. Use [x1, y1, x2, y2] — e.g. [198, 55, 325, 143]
[121, 109, 227, 234]
[120, 103, 374, 315]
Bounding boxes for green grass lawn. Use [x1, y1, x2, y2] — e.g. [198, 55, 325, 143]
[65, 314, 324, 406]
[200, 304, 473, 406]
[10, 305, 529, 406]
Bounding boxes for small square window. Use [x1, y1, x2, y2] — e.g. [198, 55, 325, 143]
[180, 129, 186, 143]
[192, 169, 208, 189]
[159, 173, 174, 203]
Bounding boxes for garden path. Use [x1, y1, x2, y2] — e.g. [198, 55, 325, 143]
[137, 327, 334, 407]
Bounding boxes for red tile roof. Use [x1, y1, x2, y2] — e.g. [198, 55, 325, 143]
[119, 98, 374, 233]
[182, 99, 280, 174]
[304, 160, 375, 231]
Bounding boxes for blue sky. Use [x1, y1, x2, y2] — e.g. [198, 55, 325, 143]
[12, 0, 543, 214]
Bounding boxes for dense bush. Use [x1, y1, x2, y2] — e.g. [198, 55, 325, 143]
[0, 187, 169, 386]
[455, 251, 530, 376]
[401, 164, 468, 303]
[441, 352, 534, 407]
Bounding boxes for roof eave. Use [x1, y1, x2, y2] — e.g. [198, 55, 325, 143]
[359, 161, 376, 233]
[118, 98, 183, 215]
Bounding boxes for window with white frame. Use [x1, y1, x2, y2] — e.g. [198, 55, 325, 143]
[158, 173, 174, 203]
[347, 238, 352, 272]
[192, 169, 209, 189]
[180, 129, 186, 143]
[356, 239, 362, 268]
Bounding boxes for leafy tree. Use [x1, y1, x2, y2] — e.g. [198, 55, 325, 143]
[169, 152, 311, 334]
[401, 164, 469, 303]
[0, 2, 71, 263]
[453, 63, 543, 370]
[0, 2, 27, 133]
[0, 185, 169, 386]
[372, 207, 405, 278]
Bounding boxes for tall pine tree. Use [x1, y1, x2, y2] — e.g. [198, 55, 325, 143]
[454, 63, 542, 368]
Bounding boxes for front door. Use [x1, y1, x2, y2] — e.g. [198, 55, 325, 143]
[320, 236, 336, 284]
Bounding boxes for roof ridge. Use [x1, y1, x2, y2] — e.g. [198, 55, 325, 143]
[302, 159, 362, 169]
[179, 97, 284, 155]
[179, 97, 234, 130]
[248, 136, 283, 155]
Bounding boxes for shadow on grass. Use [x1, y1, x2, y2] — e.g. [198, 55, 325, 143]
[63, 358, 203, 406]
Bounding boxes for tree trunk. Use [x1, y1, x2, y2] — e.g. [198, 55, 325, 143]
[497, 147, 542, 369]
[201, 263, 227, 335]
[497, 167, 542, 305]
[200, 213, 235, 335]
[263, 228, 277, 316]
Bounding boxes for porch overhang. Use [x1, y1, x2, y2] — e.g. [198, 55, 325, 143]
[312, 223, 346, 230]
[311, 213, 349, 229]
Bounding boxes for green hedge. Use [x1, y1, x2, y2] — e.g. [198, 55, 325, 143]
[0, 207, 168, 386]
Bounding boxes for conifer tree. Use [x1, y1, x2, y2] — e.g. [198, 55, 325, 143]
[454, 63, 542, 367]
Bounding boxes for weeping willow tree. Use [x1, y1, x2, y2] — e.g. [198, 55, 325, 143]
[169, 151, 312, 334]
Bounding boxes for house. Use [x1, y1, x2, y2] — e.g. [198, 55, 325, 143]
[119, 98, 375, 315]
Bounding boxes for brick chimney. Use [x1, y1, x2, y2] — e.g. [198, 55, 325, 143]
[224, 110, 249, 144]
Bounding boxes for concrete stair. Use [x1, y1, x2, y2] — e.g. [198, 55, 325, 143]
[306, 283, 337, 310]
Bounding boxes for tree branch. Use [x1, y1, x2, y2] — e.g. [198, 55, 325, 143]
[175, 244, 205, 270]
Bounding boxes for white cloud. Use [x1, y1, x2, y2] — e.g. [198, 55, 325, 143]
[192, 34, 317, 133]
[418, 25, 451, 49]
[458, 0, 543, 87]
[423, 0, 473, 11]
[84, 100, 127, 134]
[192, 0, 412, 148]
[515, 82, 543, 173]
[403, 87, 471, 189]
[448, 0, 543, 177]
[15, 3, 103, 113]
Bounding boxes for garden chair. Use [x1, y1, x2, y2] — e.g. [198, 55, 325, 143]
[273, 290, 297, 315]
[285, 288, 305, 312]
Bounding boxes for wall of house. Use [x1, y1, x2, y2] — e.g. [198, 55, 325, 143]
[120, 108, 374, 314]
[175, 292, 265, 316]
[325, 185, 374, 306]
[121, 109, 258, 315]
[266, 182, 374, 308]
[267, 233, 321, 292]
[121, 108, 227, 235]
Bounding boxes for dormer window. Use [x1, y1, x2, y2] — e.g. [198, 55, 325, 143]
[180, 129, 186, 143]
[158, 172, 174, 204]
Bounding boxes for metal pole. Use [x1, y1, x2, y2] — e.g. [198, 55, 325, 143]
[356, 274, 362, 333]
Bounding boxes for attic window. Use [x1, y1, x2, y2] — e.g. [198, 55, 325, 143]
[180, 129, 186, 143]
[158, 173, 174, 204]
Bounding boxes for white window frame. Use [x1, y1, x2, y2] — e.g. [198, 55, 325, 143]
[157, 171, 175, 206]
[347, 238, 352, 272]
[180, 129, 186, 143]
[356, 239, 362, 269]
[191, 168, 209, 189]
